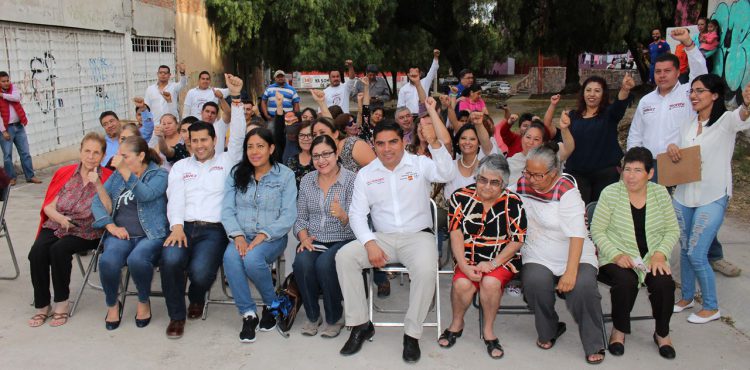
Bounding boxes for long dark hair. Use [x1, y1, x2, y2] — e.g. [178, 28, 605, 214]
[574, 76, 610, 118]
[692, 74, 727, 127]
[453, 123, 478, 155]
[312, 117, 345, 141]
[231, 127, 277, 193]
[121, 136, 162, 166]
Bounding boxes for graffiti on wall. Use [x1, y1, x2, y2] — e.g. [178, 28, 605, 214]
[710, 0, 749, 105]
[88, 57, 119, 111]
[25, 51, 58, 114]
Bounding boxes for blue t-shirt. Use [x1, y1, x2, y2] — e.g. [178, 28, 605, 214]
[262, 83, 300, 117]
[649, 40, 670, 64]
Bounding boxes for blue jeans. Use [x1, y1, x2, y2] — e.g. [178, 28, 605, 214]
[223, 235, 288, 316]
[99, 235, 164, 307]
[1, 123, 35, 180]
[293, 240, 351, 324]
[160, 223, 227, 320]
[673, 196, 727, 310]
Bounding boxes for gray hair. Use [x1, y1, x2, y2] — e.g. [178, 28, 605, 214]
[394, 106, 411, 119]
[526, 142, 561, 172]
[475, 154, 510, 186]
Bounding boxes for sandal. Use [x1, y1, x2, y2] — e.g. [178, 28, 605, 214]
[536, 322, 566, 350]
[484, 338, 504, 359]
[28, 310, 51, 328]
[437, 329, 463, 348]
[586, 349, 606, 365]
[49, 312, 70, 327]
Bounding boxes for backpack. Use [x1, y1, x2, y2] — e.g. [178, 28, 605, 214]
[268, 273, 302, 336]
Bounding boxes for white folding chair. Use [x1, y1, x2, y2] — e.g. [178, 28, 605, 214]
[367, 199, 450, 340]
[0, 185, 19, 280]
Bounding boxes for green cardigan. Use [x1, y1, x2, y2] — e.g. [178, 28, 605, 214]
[591, 181, 680, 284]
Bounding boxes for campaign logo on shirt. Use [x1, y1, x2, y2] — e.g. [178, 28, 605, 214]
[183, 172, 198, 181]
[367, 177, 385, 186]
[209, 165, 224, 172]
[642, 106, 656, 115]
[400, 171, 419, 182]
[668, 102, 686, 110]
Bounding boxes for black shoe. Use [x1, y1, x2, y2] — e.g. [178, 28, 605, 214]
[259, 307, 276, 332]
[105, 303, 123, 331]
[240, 315, 259, 343]
[608, 342, 625, 356]
[340, 322, 375, 356]
[135, 301, 152, 328]
[403, 334, 421, 363]
[653, 333, 676, 359]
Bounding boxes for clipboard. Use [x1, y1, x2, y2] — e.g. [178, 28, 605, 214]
[656, 145, 701, 187]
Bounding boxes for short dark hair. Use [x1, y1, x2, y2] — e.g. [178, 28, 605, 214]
[202, 101, 219, 112]
[623, 147, 654, 172]
[652, 28, 661, 33]
[241, 99, 254, 105]
[458, 110, 470, 119]
[158, 65, 171, 73]
[180, 116, 199, 125]
[99, 111, 119, 122]
[373, 121, 404, 141]
[328, 105, 343, 119]
[198, 70, 210, 79]
[0, 71, 8, 78]
[311, 134, 338, 155]
[135, 103, 151, 115]
[458, 69, 472, 79]
[655, 53, 680, 70]
[188, 121, 216, 140]
[518, 113, 534, 124]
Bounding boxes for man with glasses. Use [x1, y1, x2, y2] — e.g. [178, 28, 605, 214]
[142, 64, 188, 124]
[336, 119, 454, 363]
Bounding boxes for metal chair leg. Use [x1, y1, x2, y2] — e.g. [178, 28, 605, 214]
[0, 221, 19, 280]
[70, 243, 103, 317]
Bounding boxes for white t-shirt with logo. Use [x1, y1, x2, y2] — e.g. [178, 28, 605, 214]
[323, 78, 355, 113]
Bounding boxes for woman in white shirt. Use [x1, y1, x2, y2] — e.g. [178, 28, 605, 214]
[516, 143, 605, 365]
[670, 76, 750, 324]
[443, 111, 496, 199]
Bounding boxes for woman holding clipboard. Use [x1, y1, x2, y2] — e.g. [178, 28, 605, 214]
[669, 76, 750, 324]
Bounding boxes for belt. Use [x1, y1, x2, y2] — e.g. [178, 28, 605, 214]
[185, 221, 222, 227]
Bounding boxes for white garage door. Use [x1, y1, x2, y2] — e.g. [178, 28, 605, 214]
[131, 36, 176, 101]
[0, 22, 127, 155]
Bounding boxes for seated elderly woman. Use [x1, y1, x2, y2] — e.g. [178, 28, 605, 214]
[516, 142, 606, 365]
[440, 154, 526, 359]
[293, 135, 357, 338]
[28, 132, 113, 327]
[91, 136, 169, 330]
[591, 147, 679, 359]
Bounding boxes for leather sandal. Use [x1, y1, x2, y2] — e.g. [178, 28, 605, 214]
[484, 338, 504, 359]
[28, 310, 51, 328]
[537, 322, 566, 350]
[437, 329, 463, 348]
[586, 349, 606, 365]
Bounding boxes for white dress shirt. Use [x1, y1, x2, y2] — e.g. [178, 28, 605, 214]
[396, 58, 439, 113]
[1, 88, 22, 124]
[144, 77, 188, 124]
[673, 109, 750, 207]
[323, 78, 355, 113]
[183, 87, 230, 119]
[349, 143, 455, 245]
[627, 47, 706, 156]
[166, 103, 246, 228]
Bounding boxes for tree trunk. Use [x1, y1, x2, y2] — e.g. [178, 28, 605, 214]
[563, 47, 581, 93]
[625, 39, 649, 84]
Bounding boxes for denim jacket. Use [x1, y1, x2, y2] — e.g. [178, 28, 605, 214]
[221, 164, 297, 241]
[91, 162, 169, 240]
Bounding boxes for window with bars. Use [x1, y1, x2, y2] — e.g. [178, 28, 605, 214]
[131, 37, 173, 53]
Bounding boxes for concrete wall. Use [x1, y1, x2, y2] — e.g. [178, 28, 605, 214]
[2, 0, 130, 33]
[579, 69, 644, 90]
[133, 0, 176, 38]
[516, 67, 566, 94]
[175, 0, 230, 96]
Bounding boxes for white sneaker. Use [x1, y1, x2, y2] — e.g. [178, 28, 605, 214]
[687, 310, 721, 324]
[673, 300, 695, 313]
[505, 284, 522, 297]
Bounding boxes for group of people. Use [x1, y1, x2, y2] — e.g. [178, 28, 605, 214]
[14, 26, 750, 365]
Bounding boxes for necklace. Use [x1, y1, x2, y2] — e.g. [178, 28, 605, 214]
[460, 154, 478, 169]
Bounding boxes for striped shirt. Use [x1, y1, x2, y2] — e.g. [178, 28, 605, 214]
[293, 167, 357, 243]
[262, 83, 300, 117]
[448, 185, 526, 271]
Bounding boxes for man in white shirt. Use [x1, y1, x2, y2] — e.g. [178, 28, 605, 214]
[183, 71, 230, 119]
[336, 119, 455, 363]
[323, 60, 356, 113]
[627, 28, 740, 277]
[397, 49, 440, 114]
[142, 64, 188, 125]
[160, 74, 245, 339]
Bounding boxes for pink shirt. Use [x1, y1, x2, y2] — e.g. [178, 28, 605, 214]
[458, 98, 486, 113]
[700, 31, 718, 51]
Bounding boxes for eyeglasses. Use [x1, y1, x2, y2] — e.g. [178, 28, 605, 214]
[346, 120, 356, 127]
[688, 88, 710, 94]
[522, 169, 552, 181]
[476, 175, 503, 188]
[298, 133, 313, 140]
[312, 151, 336, 161]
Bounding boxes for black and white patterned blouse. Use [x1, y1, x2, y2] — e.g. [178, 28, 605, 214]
[293, 166, 357, 243]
